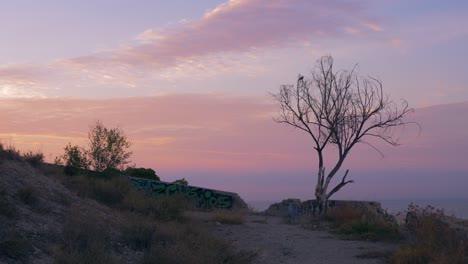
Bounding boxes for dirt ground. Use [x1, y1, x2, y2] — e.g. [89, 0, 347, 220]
[193, 212, 399, 264]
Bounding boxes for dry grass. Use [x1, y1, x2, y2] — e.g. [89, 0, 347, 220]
[16, 186, 39, 206]
[211, 209, 247, 225]
[0, 188, 16, 218]
[390, 204, 468, 264]
[140, 220, 257, 264]
[52, 208, 117, 264]
[0, 146, 257, 264]
[23, 150, 45, 167]
[0, 143, 21, 161]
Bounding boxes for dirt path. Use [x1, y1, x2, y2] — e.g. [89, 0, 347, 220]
[202, 213, 398, 264]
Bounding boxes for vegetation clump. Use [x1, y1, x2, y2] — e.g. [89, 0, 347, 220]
[390, 204, 468, 264]
[325, 204, 400, 241]
[211, 209, 247, 225]
[124, 167, 159, 181]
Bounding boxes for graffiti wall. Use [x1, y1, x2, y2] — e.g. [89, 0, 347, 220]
[129, 177, 234, 209]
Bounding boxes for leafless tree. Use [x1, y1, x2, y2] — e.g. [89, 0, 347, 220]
[272, 55, 415, 215]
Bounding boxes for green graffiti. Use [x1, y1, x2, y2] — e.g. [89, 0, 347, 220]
[129, 177, 234, 208]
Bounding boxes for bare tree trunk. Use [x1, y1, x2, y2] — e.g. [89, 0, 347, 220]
[314, 165, 329, 216]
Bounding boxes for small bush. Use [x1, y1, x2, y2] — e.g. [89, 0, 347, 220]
[211, 209, 246, 225]
[172, 178, 188, 185]
[23, 150, 45, 167]
[124, 167, 159, 181]
[62, 143, 90, 170]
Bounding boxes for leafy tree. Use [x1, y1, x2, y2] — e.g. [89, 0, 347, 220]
[60, 121, 132, 173]
[87, 121, 132, 172]
[272, 55, 415, 215]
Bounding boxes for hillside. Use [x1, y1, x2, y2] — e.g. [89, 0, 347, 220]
[0, 148, 256, 264]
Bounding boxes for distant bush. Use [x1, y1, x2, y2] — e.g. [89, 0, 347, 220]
[390, 204, 468, 264]
[23, 150, 45, 167]
[0, 143, 21, 161]
[172, 178, 188, 185]
[124, 167, 159, 181]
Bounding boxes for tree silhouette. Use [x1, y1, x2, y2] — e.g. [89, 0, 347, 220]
[272, 55, 415, 215]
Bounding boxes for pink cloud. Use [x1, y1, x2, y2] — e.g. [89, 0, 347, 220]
[0, 0, 388, 97]
[67, 0, 380, 69]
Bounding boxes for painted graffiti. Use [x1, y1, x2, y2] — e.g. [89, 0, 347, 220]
[129, 177, 233, 208]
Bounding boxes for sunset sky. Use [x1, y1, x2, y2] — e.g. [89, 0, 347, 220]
[1, 0, 467, 203]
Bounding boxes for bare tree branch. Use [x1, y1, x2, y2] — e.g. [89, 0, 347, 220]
[271, 55, 418, 216]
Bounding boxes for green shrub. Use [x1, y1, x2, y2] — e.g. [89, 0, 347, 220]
[62, 143, 89, 170]
[124, 167, 159, 181]
[326, 204, 399, 241]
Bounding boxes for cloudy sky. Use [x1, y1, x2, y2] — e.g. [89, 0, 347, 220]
[1, 0, 467, 203]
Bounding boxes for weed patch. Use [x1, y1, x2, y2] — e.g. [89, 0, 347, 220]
[23, 150, 45, 167]
[326, 204, 400, 241]
[53, 208, 116, 264]
[390, 204, 468, 264]
[212, 209, 246, 225]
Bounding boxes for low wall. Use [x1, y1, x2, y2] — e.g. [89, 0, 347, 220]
[129, 177, 247, 209]
[265, 198, 386, 218]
